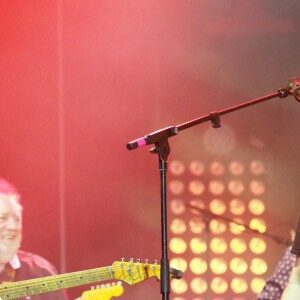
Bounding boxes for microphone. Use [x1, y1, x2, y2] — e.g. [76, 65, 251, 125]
[286, 77, 300, 101]
[127, 126, 178, 150]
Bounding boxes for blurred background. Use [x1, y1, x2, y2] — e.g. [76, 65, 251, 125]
[1, 1, 300, 299]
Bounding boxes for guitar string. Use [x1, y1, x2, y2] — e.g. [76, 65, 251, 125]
[0, 265, 158, 298]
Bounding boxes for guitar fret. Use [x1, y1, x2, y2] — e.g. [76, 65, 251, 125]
[33, 278, 50, 294]
[73, 273, 80, 286]
[62, 274, 74, 288]
[42, 276, 57, 292]
[108, 266, 113, 279]
[66, 274, 80, 287]
[25, 285, 34, 295]
[74, 271, 91, 285]
[54, 276, 67, 290]
[87, 270, 104, 283]
[1, 285, 16, 300]
[37, 277, 51, 293]
[95, 268, 103, 281]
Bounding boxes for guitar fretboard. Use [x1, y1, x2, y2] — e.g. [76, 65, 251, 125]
[0, 266, 113, 300]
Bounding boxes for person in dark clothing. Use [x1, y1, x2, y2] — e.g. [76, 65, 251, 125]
[280, 216, 300, 299]
[255, 246, 296, 300]
[0, 177, 68, 300]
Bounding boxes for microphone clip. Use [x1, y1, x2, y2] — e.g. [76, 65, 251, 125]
[277, 87, 291, 99]
[209, 111, 221, 128]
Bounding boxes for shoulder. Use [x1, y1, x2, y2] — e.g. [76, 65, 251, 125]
[17, 250, 59, 277]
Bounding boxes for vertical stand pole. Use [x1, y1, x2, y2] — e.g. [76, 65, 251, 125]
[155, 139, 171, 300]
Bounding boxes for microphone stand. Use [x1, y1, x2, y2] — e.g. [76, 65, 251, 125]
[126, 86, 291, 300]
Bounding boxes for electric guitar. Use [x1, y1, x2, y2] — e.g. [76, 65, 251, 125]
[0, 259, 182, 300]
[80, 282, 124, 300]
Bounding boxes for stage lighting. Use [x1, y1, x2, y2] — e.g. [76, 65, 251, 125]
[168, 156, 269, 299]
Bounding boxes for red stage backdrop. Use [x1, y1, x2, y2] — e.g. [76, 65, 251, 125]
[1, 1, 300, 299]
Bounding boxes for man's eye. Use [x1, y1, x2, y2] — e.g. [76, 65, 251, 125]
[14, 216, 21, 222]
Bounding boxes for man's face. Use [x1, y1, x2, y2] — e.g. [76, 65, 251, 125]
[0, 193, 22, 264]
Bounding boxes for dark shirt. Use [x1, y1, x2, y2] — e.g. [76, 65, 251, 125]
[0, 250, 68, 300]
[256, 246, 296, 300]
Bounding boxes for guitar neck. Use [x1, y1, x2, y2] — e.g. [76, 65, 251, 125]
[0, 266, 113, 300]
[0, 260, 179, 300]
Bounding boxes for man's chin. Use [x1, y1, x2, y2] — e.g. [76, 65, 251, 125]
[0, 244, 20, 264]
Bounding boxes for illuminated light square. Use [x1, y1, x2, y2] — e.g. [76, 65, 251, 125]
[189, 218, 206, 234]
[170, 199, 186, 215]
[229, 198, 246, 215]
[230, 257, 248, 275]
[208, 180, 225, 195]
[169, 237, 187, 254]
[209, 199, 227, 215]
[190, 237, 207, 254]
[230, 237, 247, 254]
[249, 237, 267, 254]
[229, 160, 245, 176]
[228, 179, 245, 196]
[170, 218, 187, 235]
[190, 278, 208, 294]
[210, 237, 228, 254]
[189, 161, 205, 176]
[171, 278, 188, 294]
[249, 180, 266, 196]
[170, 257, 188, 273]
[169, 180, 185, 195]
[170, 160, 186, 176]
[248, 198, 265, 215]
[188, 180, 206, 195]
[231, 278, 248, 293]
[210, 277, 228, 294]
[190, 257, 208, 275]
[210, 257, 227, 274]
[210, 161, 225, 176]
[250, 160, 266, 175]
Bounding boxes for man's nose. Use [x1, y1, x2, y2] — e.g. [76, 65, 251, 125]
[6, 217, 20, 229]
